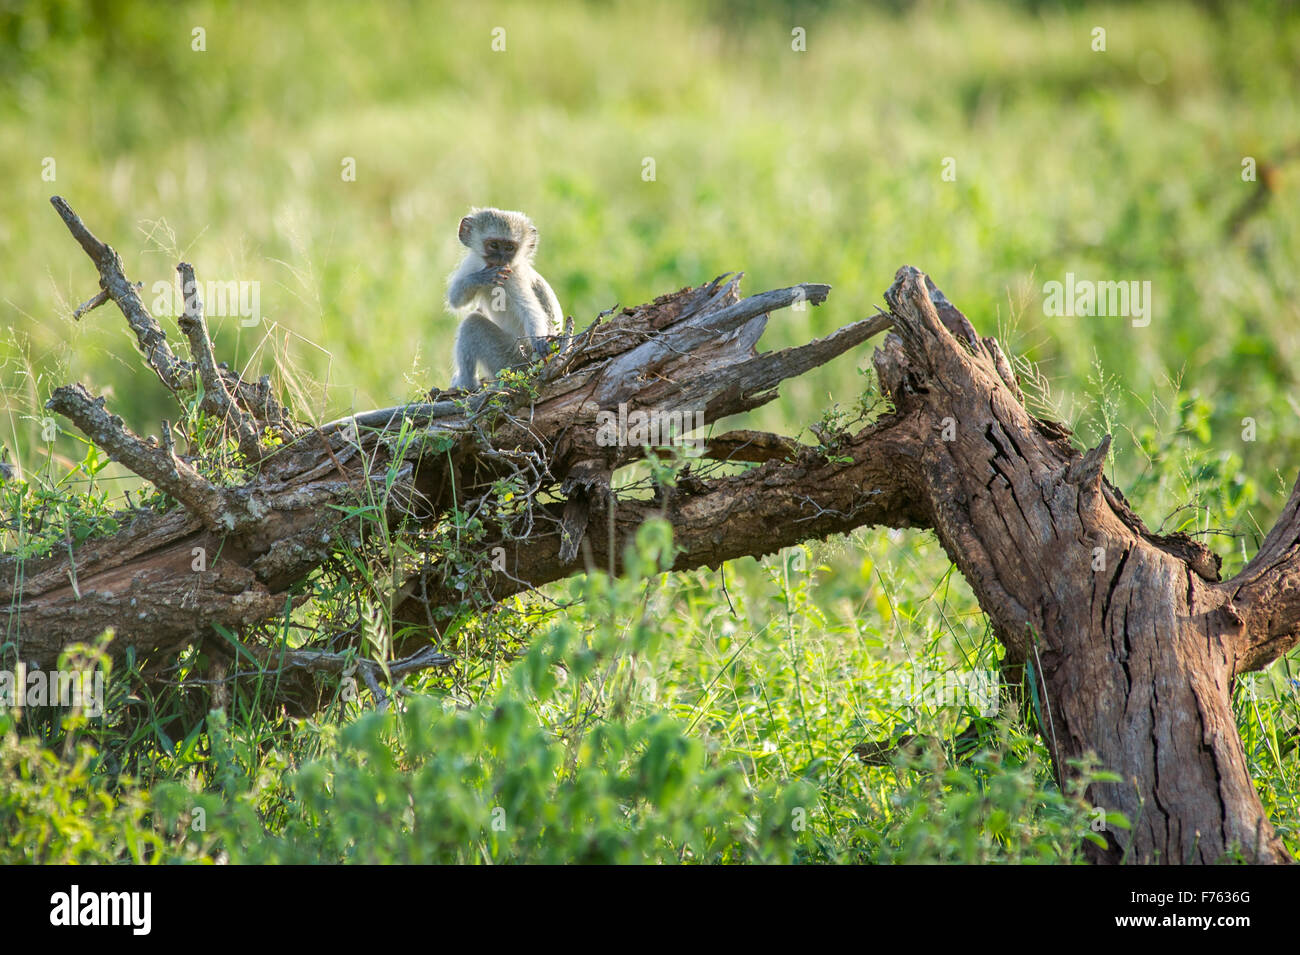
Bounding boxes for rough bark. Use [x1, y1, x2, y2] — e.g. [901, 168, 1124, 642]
[4, 198, 1299, 864]
[872, 269, 1291, 864]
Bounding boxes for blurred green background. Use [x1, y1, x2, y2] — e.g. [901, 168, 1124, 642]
[2, 0, 1300, 864]
[2, 0, 1297, 513]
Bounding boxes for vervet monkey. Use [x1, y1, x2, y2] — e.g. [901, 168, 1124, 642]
[447, 208, 563, 391]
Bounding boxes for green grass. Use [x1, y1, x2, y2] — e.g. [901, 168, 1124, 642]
[1, 0, 1298, 862]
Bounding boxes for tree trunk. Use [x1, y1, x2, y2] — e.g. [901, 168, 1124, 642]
[4, 199, 1298, 863]
[872, 271, 1293, 864]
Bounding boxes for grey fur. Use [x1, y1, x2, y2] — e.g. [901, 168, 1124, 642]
[447, 208, 562, 390]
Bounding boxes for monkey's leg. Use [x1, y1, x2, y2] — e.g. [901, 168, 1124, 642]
[451, 312, 528, 390]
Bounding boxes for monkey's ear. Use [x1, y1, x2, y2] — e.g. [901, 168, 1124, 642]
[458, 216, 474, 246]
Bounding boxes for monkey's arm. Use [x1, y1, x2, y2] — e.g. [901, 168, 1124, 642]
[447, 264, 507, 309]
[523, 275, 563, 356]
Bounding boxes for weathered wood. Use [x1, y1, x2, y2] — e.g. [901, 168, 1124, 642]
[872, 266, 1290, 864]
[175, 261, 263, 461]
[2, 202, 861, 662]
[6, 201, 1300, 864]
[49, 197, 295, 442]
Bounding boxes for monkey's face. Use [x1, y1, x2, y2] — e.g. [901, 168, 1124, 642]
[482, 236, 518, 268]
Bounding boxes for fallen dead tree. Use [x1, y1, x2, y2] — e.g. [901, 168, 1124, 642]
[3, 197, 1298, 864]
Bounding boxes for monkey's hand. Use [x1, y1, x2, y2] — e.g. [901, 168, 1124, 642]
[468, 265, 510, 289]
